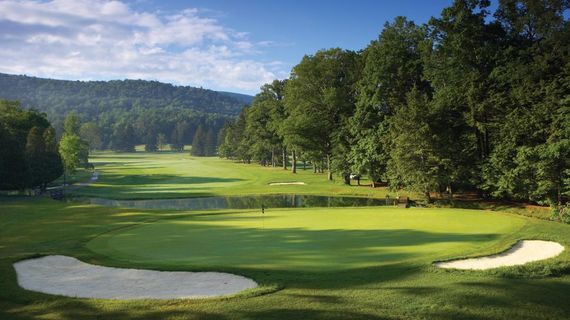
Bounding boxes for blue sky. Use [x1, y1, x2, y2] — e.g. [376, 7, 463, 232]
[0, 0, 474, 95]
[136, 0, 458, 68]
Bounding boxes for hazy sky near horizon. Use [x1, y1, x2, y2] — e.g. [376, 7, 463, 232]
[0, 0, 468, 95]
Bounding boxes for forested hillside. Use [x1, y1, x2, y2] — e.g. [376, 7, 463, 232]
[0, 73, 252, 151]
[0, 73, 252, 117]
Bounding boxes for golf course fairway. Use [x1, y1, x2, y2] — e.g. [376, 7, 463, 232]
[87, 207, 526, 271]
[2, 154, 570, 319]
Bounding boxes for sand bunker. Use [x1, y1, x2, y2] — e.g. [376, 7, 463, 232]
[435, 240, 564, 270]
[268, 182, 306, 186]
[13, 255, 257, 299]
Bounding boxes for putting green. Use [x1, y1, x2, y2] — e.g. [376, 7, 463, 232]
[87, 207, 526, 271]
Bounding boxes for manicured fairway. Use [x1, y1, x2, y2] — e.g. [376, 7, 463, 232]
[75, 151, 407, 199]
[87, 207, 526, 271]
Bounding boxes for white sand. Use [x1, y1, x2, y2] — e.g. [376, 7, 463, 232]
[268, 182, 306, 186]
[435, 240, 564, 270]
[13, 255, 257, 300]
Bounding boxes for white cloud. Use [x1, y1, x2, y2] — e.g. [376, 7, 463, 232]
[0, 0, 284, 93]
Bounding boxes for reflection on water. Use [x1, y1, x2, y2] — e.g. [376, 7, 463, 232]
[89, 194, 397, 210]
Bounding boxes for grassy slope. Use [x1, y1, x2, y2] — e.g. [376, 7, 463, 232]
[2, 198, 570, 320]
[73, 151, 412, 199]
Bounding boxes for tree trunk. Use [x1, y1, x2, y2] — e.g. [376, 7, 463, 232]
[282, 148, 287, 170]
[326, 154, 332, 180]
[271, 150, 275, 167]
[343, 173, 350, 185]
[313, 163, 317, 173]
[292, 149, 297, 174]
[303, 161, 306, 170]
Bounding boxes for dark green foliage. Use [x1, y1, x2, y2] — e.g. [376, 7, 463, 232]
[0, 100, 63, 190]
[157, 133, 167, 151]
[387, 88, 439, 201]
[351, 17, 427, 187]
[0, 73, 247, 151]
[480, 0, 570, 206]
[0, 73, 251, 117]
[170, 121, 189, 151]
[219, 0, 569, 209]
[191, 125, 207, 156]
[241, 80, 287, 166]
[79, 122, 103, 151]
[110, 120, 136, 152]
[283, 48, 361, 180]
[204, 127, 217, 156]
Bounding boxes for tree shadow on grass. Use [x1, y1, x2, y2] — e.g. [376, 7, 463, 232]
[72, 174, 245, 199]
[88, 220, 501, 289]
[94, 174, 244, 186]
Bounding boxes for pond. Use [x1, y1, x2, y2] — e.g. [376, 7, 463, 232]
[88, 194, 400, 211]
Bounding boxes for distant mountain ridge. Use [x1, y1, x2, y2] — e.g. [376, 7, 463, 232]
[0, 73, 254, 117]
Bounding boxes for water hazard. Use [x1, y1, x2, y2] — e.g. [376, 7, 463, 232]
[89, 194, 399, 210]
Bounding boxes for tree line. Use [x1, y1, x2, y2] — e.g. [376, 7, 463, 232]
[0, 101, 96, 191]
[0, 73, 250, 154]
[219, 0, 569, 210]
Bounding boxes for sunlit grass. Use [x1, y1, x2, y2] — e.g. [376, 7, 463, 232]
[73, 151, 412, 199]
[2, 198, 570, 319]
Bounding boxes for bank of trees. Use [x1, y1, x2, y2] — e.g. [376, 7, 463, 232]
[0, 100, 63, 190]
[0, 101, 95, 191]
[219, 0, 569, 209]
[0, 73, 246, 154]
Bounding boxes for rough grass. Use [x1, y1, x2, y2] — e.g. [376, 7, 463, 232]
[2, 198, 570, 320]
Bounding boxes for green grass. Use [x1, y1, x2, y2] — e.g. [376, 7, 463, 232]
[2, 152, 570, 319]
[74, 151, 410, 199]
[87, 207, 526, 272]
[2, 198, 570, 319]
[48, 168, 93, 187]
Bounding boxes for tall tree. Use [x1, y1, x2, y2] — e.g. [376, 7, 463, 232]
[111, 120, 136, 152]
[191, 125, 206, 156]
[204, 127, 217, 156]
[0, 100, 61, 190]
[351, 17, 428, 187]
[387, 88, 440, 201]
[481, 0, 570, 208]
[63, 111, 81, 136]
[425, 0, 504, 191]
[244, 80, 287, 166]
[157, 133, 167, 151]
[59, 113, 89, 173]
[79, 122, 103, 151]
[170, 121, 189, 151]
[283, 48, 361, 180]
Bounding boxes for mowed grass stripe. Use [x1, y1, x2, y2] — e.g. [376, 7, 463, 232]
[74, 151, 409, 199]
